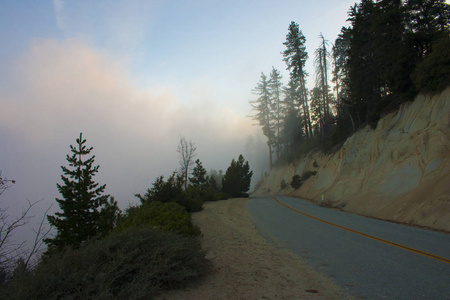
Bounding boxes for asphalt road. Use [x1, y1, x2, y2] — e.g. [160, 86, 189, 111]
[247, 196, 450, 299]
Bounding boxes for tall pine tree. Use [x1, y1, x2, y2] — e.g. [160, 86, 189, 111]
[250, 72, 275, 169]
[268, 67, 284, 160]
[282, 21, 313, 139]
[46, 133, 113, 253]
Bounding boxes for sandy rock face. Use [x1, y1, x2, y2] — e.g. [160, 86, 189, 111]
[253, 88, 450, 231]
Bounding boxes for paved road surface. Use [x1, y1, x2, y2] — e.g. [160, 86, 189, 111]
[247, 196, 450, 299]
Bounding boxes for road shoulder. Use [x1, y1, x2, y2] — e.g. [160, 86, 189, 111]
[158, 198, 351, 299]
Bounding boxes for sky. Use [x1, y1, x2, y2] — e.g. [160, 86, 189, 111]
[0, 0, 356, 245]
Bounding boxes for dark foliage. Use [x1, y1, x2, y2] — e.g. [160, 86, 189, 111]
[412, 36, 450, 94]
[290, 171, 317, 189]
[176, 187, 206, 212]
[115, 201, 201, 236]
[290, 175, 302, 189]
[135, 172, 184, 204]
[213, 192, 231, 201]
[1, 228, 207, 300]
[222, 155, 253, 198]
[345, 0, 449, 128]
[189, 159, 210, 190]
[135, 174, 210, 212]
[45, 133, 119, 254]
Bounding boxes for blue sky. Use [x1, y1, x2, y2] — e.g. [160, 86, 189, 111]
[0, 0, 356, 237]
[1, 0, 355, 106]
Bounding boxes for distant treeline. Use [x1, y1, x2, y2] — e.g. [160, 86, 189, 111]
[250, 0, 450, 168]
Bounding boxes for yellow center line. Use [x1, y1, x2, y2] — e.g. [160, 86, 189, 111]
[273, 197, 450, 264]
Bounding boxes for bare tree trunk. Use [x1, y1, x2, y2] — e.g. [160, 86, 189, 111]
[268, 141, 273, 170]
[349, 111, 356, 132]
[302, 82, 313, 139]
[177, 137, 197, 190]
[299, 74, 312, 139]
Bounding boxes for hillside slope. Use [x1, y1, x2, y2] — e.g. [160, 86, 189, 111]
[253, 88, 450, 231]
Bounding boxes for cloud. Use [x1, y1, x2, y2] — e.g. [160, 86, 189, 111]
[0, 38, 265, 211]
[52, 0, 65, 30]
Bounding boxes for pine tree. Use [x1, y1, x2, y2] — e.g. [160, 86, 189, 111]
[280, 108, 303, 156]
[222, 155, 253, 198]
[189, 159, 209, 190]
[314, 33, 334, 136]
[332, 27, 351, 110]
[45, 133, 112, 253]
[283, 77, 299, 111]
[268, 67, 284, 160]
[406, 0, 450, 60]
[282, 21, 313, 139]
[347, 0, 383, 126]
[135, 172, 183, 204]
[250, 72, 275, 169]
[332, 28, 356, 136]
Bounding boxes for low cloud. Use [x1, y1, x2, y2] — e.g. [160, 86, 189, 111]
[0, 38, 266, 212]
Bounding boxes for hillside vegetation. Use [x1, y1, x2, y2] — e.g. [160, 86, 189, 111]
[253, 87, 450, 232]
[250, 1, 449, 169]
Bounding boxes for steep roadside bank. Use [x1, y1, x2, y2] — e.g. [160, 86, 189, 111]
[158, 199, 351, 299]
[253, 88, 450, 232]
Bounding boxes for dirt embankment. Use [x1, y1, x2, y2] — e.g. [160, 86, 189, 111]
[158, 199, 351, 300]
[254, 88, 450, 232]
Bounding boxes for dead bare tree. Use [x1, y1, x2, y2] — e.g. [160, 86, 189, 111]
[176, 137, 197, 190]
[0, 171, 15, 197]
[23, 203, 52, 269]
[0, 172, 52, 281]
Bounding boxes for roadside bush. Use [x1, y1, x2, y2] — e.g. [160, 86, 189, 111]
[213, 192, 231, 201]
[1, 228, 208, 300]
[115, 201, 201, 236]
[202, 189, 216, 202]
[290, 171, 317, 190]
[302, 170, 317, 181]
[280, 179, 288, 189]
[290, 175, 302, 189]
[176, 187, 204, 213]
[135, 173, 183, 204]
[135, 175, 212, 212]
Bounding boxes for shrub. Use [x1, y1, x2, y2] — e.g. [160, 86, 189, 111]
[302, 170, 317, 181]
[135, 175, 211, 212]
[201, 189, 216, 202]
[290, 171, 317, 190]
[290, 175, 302, 189]
[213, 192, 230, 201]
[280, 179, 288, 189]
[135, 173, 184, 204]
[1, 228, 208, 299]
[115, 201, 201, 236]
[176, 187, 204, 213]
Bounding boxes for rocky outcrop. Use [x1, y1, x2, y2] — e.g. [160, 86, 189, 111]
[253, 88, 450, 231]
